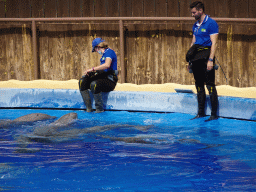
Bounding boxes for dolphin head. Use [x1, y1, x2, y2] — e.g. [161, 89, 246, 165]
[50, 112, 78, 126]
[12, 113, 57, 123]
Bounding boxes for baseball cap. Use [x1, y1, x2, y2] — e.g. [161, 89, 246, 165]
[92, 38, 105, 52]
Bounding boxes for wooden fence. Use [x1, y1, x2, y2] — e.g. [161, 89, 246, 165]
[1, 0, 256, 18]
[0, 0, 256, 87]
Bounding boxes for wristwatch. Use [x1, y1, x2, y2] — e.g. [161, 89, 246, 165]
[208, 58, 214, 62]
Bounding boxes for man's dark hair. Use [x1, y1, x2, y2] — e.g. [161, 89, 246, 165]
[190, 1, 205, 12]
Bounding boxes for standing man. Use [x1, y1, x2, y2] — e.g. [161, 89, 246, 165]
[187, 1, 219, 121]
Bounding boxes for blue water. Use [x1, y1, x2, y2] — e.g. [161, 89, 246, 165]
[0, 109, 255, 192]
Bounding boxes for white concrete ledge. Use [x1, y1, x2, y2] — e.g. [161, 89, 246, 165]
[0, 88, 255, 120]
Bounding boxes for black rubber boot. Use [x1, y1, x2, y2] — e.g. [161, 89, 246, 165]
[205, 85, 219, 122]
[93, 92, 104, 113]
[191, 86, 206, 120]
[80, 90, 92, 112]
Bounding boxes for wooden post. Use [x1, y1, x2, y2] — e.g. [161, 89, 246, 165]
[32, 20, 39, 79]
[119, 19, 125, 83]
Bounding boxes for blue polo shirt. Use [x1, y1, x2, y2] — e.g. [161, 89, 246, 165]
[100, 48, 117, 72]
[192, 15, 219, 47]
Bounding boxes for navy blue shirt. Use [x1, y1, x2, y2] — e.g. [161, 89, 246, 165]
[100, 48, 117, 72]
[192, 15, 219, 47]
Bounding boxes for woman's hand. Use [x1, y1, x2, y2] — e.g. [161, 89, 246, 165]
[84, 68, 94, 76]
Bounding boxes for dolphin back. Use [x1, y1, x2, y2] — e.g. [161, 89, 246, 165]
[12, 113, 57, 123]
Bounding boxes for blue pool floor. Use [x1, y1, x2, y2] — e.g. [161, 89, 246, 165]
[0, 109, 255, 192]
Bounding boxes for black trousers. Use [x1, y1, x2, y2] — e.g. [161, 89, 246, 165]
[191, 59, 215, 88]
[79, 72, 117, 94]
[191, 59, 218, 116]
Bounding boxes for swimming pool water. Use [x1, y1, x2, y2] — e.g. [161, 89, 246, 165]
[0, 109, 255, 192]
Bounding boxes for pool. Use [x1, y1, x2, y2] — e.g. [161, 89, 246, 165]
[0, 109, 255, 191]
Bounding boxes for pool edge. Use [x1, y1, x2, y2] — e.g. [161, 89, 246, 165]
[0, 88, 255, 120]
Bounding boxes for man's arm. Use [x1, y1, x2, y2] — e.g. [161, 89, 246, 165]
[191, 35, 196, 47]
[187, 35, 196, 72]
[207, 34, 218, 71]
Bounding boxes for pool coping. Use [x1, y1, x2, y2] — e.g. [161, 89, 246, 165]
[0, 88, 255, 120]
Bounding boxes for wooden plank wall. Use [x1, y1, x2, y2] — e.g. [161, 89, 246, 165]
[0, 0, 255, 87]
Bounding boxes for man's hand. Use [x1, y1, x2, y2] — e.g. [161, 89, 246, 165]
[207, 60, 213, 71]
[187, 63, 191, 72]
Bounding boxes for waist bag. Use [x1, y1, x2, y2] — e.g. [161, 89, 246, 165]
[186, 44, 211, 62]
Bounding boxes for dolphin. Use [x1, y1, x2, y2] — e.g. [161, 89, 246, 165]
[47, 112, 78, 127]
[0, 113, 57, 128]
[12, 113, 57, 123]
[99, 135, 167, 144]
[15, 112, 78, 149]
[31, 112, 78, 137]
[102, 136, 155, 144]
[28, 123, 134, 143]
[23, 123, 150, 144]
[99, 136, 225, 148]
[176, 138, 225, 150]
[177, 138, 201, 144]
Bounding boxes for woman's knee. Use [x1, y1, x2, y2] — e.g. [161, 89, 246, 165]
[90, 80, 99, 94]
[79, 76, 91, 91]
[79, 77, 86, 91]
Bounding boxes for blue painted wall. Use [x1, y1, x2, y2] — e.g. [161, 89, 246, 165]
[0, 88, 255, 120]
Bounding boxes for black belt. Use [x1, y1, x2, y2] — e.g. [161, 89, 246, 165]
[197, 46, 211, 51]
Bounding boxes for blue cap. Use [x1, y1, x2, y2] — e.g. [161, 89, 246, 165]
[92, 38, 105, 52]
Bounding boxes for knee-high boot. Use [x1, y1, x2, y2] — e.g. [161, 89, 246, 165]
[191, 86, 206, 120]
[93, 92, 104, 113]
[197, 86, 206, 117]
[206, 85, 218, 121]
[80, 90, 92, 112]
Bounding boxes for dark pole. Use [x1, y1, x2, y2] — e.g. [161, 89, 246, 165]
[32, 20, 38, 80]
[119, 19, 125, 83]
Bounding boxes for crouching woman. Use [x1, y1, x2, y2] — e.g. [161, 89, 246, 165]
[79, 38, 118, 113]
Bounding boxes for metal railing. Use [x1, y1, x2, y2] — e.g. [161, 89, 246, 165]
[1, 17, 256, 83]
